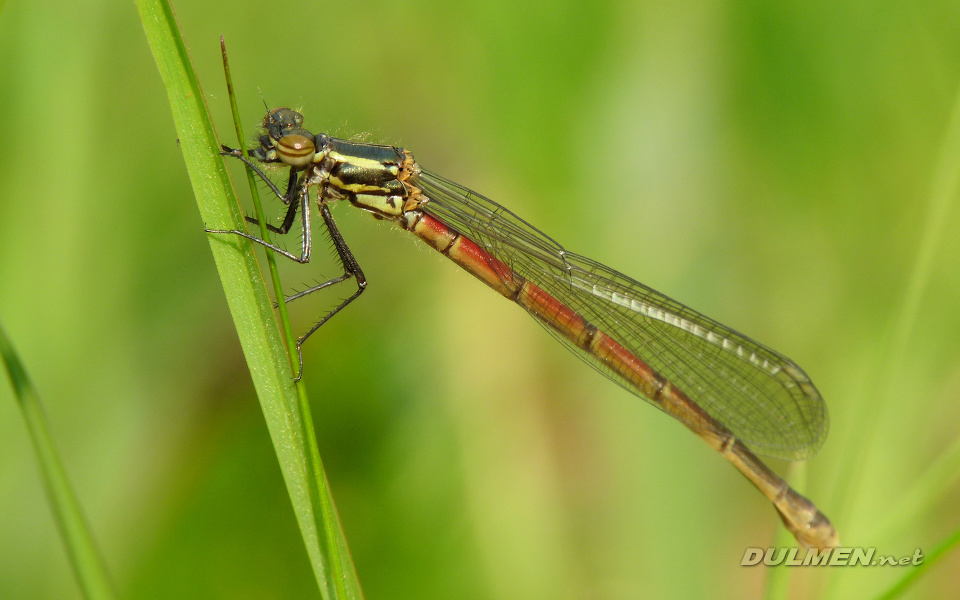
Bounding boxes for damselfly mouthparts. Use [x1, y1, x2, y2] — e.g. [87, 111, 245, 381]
[207, 107, 838, 549]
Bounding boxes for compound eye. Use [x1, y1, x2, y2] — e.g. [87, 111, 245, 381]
[265, 108, 304, 135]
[276, 134, 316, 168]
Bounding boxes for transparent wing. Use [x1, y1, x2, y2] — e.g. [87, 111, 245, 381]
[414, 170, 827, 460]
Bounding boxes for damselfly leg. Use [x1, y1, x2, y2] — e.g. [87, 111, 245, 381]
[206, 148, 312, 263]
[207, 144, 367, 379]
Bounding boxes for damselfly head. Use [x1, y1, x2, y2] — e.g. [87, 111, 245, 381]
[251, 108, 318, 167]
[262, 108, 304, 141]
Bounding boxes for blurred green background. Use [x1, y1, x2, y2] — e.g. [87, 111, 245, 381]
[2, 0, 960, 598]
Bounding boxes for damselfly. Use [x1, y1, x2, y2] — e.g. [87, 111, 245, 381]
[208, 107, 838, 549]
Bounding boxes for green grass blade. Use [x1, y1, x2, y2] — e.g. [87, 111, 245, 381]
[135, 1, 362, 598]
[830, 71, 960, 529]
[0, 320, 116, 600]
[219, 38, 300, 375]
[219, 39, 352, 600]
[870, 433, 960, 546]
[824, 56, 960, 600]
[873, 526, 960, 600]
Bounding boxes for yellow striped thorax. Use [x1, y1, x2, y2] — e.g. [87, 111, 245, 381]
[321, 138, 421, 218]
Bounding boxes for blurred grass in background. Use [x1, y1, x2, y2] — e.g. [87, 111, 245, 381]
[1, 0, 959, 598]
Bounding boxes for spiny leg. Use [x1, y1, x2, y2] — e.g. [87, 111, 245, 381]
[219, 145, 295, 203]
[208, 148, 366, 380]
[242, 169, 301, 234]
[290, 202, 367, 380]
[221, 147, 302, 232]
[206, 160, 313, 264]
